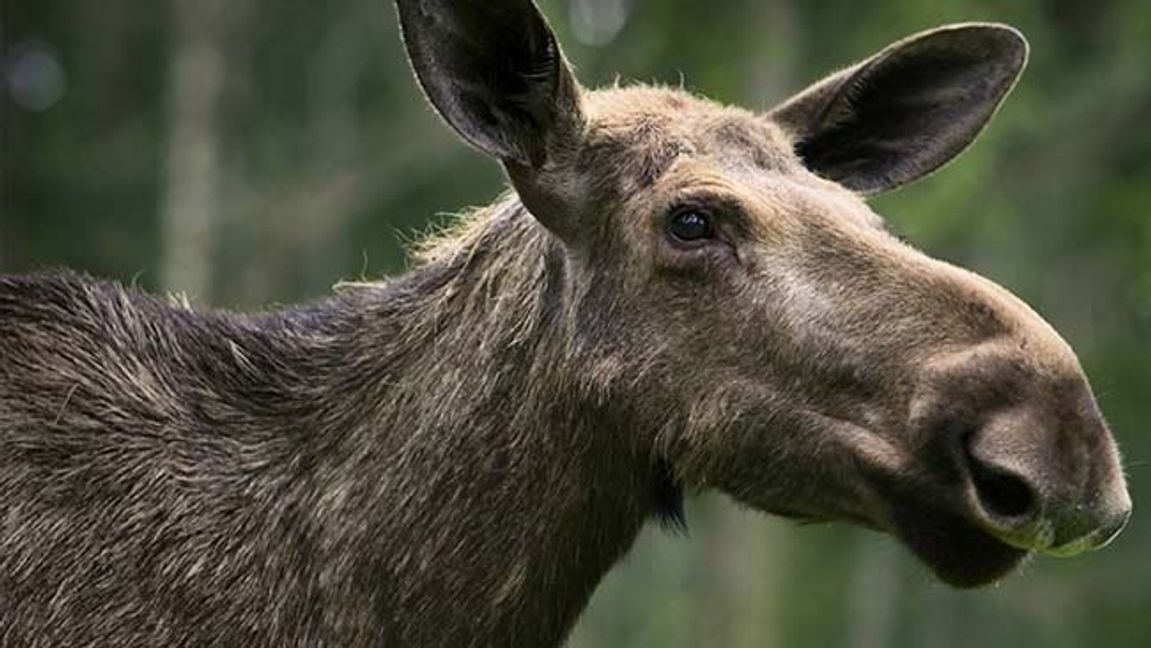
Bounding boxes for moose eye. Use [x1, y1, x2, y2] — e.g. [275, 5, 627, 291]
[668, 209, 713, 242]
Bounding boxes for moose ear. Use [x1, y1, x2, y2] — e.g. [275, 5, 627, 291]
[769, 24, 1028, 195]
[394, 0, 584, 169]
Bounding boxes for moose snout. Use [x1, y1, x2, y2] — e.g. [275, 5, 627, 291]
[931, 363, 1133, 557]
[902, 330, 1133, 562]
[961, 420, 1131, 556]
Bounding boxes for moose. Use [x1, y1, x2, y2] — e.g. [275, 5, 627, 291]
[0, 0, 1132, 646]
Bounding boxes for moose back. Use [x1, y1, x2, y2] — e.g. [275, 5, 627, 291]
[0, 1, 1130, 646]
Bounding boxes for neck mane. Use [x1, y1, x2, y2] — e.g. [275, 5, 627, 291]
[301, 196, 662, 646]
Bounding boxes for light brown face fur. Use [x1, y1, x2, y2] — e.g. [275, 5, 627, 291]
[397, 0, 1131, 587]
[554, 85, 1130, 585]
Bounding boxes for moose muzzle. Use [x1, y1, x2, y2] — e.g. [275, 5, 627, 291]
[916, 341, 1132, 561]
[960, 386, 1132, 556]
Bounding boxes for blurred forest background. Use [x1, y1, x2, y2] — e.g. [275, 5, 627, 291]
[2, 0, 1149, 646]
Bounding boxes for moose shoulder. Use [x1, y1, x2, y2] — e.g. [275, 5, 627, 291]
[0, 1, 1131, 646]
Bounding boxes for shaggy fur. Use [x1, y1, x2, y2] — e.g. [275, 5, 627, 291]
[0, 200, 662, 646]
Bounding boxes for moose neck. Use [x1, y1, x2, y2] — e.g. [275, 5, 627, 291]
[312, 197, 656, 646]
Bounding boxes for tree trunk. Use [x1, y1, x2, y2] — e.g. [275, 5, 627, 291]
[694, 500, 786, 648]
[160, 0, 228, 299]
[845, 532, 900, 648]
[0, 0, 10, 272]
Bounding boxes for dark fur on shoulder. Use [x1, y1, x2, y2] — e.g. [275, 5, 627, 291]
[0, 200, 667, 646]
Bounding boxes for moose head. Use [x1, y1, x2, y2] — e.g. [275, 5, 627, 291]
[395, 0, 1130, 588]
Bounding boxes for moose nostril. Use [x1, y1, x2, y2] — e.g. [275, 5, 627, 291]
[969, 461, 1036, 520]
[957, 428, 1039, 524]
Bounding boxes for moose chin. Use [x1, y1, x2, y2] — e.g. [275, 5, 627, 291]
[0, 0, 1130, 646]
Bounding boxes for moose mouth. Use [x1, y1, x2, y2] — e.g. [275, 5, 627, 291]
[885, 493, 1029, 588]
